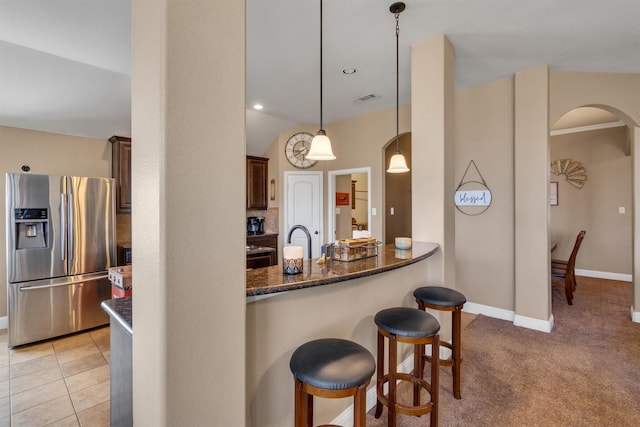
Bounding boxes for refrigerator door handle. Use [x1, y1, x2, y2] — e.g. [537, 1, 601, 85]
[61, 193, 67, 261]
[19, 274, 109, 290]
[67, 193, 73, 259]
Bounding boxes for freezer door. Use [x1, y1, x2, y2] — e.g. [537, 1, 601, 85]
[67, 176, 116, 275]
[6, 173, 67, 283]
[7, 273, 111, 347]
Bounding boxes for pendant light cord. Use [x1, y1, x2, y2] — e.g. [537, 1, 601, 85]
[319, 0, 324, 132]
[395, 11, 400, 153]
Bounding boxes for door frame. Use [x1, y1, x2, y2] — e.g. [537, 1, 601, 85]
[328, 167, 371, 242]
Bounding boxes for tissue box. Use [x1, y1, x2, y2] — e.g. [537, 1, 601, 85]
[332, 238, 379, 262]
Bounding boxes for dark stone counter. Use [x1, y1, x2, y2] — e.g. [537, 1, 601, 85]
[101, 296, 132, 336]
[246, 241, 439, 297]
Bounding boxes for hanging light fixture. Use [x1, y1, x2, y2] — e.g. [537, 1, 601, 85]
[386, 2, 410, 173]
[306, 0, 336, 160]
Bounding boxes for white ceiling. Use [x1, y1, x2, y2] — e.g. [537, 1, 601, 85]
[1, 0, 638, 155]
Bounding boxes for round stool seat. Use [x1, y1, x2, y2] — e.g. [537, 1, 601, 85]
[414, 285, 467, 307]
[290, 338, 375, 390]
[374, 307, 440, 338]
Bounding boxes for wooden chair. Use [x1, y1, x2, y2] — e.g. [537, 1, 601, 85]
[551, 230, 586, 305]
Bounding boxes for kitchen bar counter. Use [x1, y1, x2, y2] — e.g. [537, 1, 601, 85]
[246, 241, 439, 297]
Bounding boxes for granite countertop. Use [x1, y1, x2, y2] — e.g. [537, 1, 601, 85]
[101, 296, 132, 336]
[246, 241, 439, 297]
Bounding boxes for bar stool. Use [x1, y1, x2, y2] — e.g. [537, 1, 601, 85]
[289, 338, 375, 427]
[414, 286, 467, 399]
[374, 307, 440, 427]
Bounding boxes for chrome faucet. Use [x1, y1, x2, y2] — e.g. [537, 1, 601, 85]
[286, 225, 312, 260]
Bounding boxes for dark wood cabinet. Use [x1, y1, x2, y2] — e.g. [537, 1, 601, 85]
[247, 233, 278, 266]
[110, 136, 132, 213]
[246, 253, 273, 269]
[246, 156, 268, 210]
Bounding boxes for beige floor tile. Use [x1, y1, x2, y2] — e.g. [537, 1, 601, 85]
[11, 379, 68, 414]
[69, 380, 109, 413]
[52, 333, 93, 354]
[0, 366, 7, 381]
[11, 364, 62, 395]
[55, 342, 100, 366]
[11, 394, 75, 427]
[11, 354, 59, 379]
[0, 350, 8, 369]
[0, 396, 9, 418]
[64, 365, 110, 394]
[0, 416, 9, 427]
[61, 353, 107, 378]
[10, 341, 55, 365]
[47, 415, 81, 427]
[0, 379, 8, 399]
[101, 350, 110, 366]
[89, 328, 110, 354]
[76, 400, 110, 427]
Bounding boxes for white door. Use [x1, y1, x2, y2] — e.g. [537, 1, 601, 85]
[284, 171, 323, 259]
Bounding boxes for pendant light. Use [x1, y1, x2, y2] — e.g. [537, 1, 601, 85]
[386, 2, 410, 173]
[306, 0, 336, 160]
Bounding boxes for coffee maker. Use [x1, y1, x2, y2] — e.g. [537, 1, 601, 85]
[247, 217, 265, 235]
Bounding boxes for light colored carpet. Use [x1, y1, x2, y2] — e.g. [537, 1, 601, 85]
[366, 277, 640, 426]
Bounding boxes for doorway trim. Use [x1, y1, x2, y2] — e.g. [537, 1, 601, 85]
[328, 167, 371, 242]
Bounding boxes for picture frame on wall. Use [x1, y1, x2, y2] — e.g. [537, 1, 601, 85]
[550, 182, 558, 206]
[336, 192, 350, 206]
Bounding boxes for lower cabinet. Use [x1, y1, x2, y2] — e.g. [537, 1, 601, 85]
[246, 233, 278, 267]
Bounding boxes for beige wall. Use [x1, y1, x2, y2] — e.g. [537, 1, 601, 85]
[550, 126, 632, 274]
[131, 0, 246, 424]
[454, 78, 515, 310]
[0, 125, 111, 318]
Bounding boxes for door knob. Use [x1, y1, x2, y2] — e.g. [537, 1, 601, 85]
[314, 231, 319, 235]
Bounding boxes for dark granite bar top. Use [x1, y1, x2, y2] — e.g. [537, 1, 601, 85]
[101, 297, 132, 336]
[246, 241, 439, 297]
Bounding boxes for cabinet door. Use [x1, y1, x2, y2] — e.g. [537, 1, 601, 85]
[246, 156, 268, 209]
[110, 136, 132, 213]
[247, 254, 272, 269]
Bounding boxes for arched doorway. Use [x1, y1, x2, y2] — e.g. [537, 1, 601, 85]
[384, 132, 412, 244]
[549, 106, 634, 310]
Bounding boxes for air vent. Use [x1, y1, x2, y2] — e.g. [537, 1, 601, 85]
[354, 93, 380, 104]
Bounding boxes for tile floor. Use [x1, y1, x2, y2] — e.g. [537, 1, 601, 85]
[0, 326, 111, 427]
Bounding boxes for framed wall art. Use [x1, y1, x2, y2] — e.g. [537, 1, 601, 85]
[336, 192, 350, 206]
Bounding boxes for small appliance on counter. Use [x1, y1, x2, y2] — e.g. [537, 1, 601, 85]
[247, 216, 265, 235]
[109, 265, 133, 298]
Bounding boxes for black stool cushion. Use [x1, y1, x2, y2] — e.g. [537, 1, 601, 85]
[374, 307, 440, 338]
[414, 286, 466, 307]
[290, 338, 375, 390]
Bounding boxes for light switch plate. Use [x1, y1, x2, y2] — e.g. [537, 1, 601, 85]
[619, 207, 626, 214]
[372, 208, 377, 215]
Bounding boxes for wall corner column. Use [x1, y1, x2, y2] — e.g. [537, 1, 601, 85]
[632, 126, 640, 322]
[514, 65, 553, 330]
[410, 35, 455, 286]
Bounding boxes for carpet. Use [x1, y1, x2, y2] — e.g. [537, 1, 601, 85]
[366, 277, 640, 426]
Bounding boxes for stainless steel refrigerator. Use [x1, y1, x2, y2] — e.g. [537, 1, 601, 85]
[6, 173, 116, 347]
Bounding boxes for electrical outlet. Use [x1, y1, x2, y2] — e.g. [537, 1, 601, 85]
[619, 207, 626, 214]
[390, 207, 395, 215]
[335, 207, 341, 214]
[372, 208, 376, 216]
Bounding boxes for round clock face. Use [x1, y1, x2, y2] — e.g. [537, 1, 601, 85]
[285, 132, 317, 169]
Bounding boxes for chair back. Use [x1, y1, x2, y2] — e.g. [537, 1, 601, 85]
[565, 230, 586, 281]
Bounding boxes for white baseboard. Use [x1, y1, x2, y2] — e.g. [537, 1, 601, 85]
[514, 313, 554, 333]
[0, 316, 7, 330]
[631, 306, 640, 323]
[575, 269, 632, 282]
[463, 302, 514, 322]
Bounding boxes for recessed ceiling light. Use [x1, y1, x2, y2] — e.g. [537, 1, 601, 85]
[253, 104, 264, 110]
[342, 67, 357, 75]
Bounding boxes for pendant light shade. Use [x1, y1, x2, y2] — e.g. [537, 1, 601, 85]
[307, 0, 336, 161]
[386, 2, 409, 174]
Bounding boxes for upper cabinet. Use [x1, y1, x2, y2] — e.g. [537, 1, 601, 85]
[110, 136, 132, 213]
[246, 156, 268, 210]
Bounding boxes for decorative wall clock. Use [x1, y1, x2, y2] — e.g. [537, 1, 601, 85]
[284, 132, 317, 169]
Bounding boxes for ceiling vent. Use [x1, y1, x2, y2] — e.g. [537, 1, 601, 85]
[354, 93, 380, 104]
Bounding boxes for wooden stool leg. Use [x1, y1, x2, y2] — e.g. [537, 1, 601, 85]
[353, 383, 367, 427]
[431, 334, 440, 426]
[413, 341, 423, 406]
[452, 307, 462, 399]
[388, 334, 398, 427]
[294, 379, 304, 427]
[375, 330, 384, 418]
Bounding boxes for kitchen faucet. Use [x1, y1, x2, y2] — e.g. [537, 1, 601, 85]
[286, 225, 312, 260]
